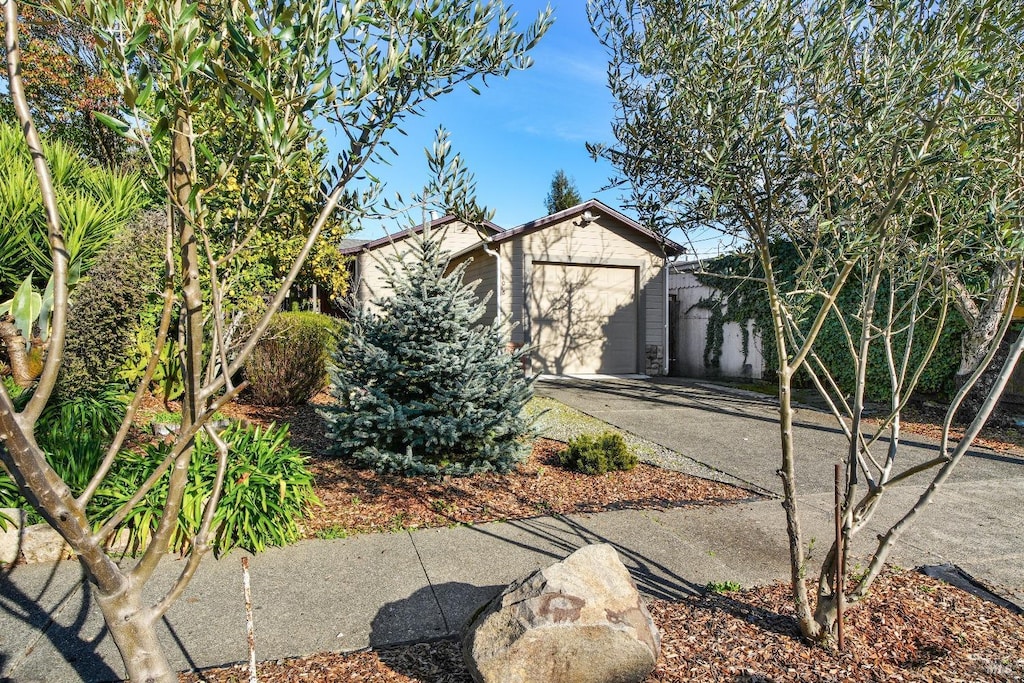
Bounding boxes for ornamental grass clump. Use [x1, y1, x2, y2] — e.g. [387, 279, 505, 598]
[321, 230, 534, 476]
[1, 414, 319, 555]
[559, 431, 637, 475]
[0, 388, 126, 524]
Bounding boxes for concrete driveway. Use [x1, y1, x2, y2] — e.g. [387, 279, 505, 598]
[537, 375, 1024, 609]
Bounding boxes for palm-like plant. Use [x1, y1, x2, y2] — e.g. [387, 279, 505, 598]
[0, 122, 149, 297]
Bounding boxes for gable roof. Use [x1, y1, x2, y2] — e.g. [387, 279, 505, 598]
[338, 214, 503, 256]
[491, 199, 687, 256]
[338, 238, 369, 251]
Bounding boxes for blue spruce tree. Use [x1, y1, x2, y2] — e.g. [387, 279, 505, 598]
[322, 229, 533, 475]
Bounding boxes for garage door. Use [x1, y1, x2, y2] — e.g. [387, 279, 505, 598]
[529, 263, 638, 374]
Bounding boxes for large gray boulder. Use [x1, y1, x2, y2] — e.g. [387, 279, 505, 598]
[462, 543, 661, 683]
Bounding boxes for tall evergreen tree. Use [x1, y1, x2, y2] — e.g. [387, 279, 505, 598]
[323, 230, 533, 475]
[544, 169, 582, 213]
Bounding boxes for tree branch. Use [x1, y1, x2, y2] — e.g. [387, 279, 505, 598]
[5, 0, 69, 424]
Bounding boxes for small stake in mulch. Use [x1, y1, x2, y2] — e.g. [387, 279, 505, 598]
[242, 557, 258, 683]
[834, 463, 845, 651]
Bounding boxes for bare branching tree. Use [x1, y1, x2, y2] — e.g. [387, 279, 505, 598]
[590, 0, 1024, 642]
[0, 0, 550, 680]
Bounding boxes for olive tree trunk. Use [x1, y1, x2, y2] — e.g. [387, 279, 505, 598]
[0, 320, 35, 387]
[96, 590, 175, 683]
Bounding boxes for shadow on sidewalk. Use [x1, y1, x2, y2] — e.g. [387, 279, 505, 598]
[0, 563, 119, 682]
[466, 513, 707, 601]
[369, 582, 501, 650]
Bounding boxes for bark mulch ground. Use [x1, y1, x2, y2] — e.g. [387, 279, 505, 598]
[218, 395, 754, 538]
[180, 567, 1024, 682]
[885, 415, 1024, 457]
[303, 438, 751, 537]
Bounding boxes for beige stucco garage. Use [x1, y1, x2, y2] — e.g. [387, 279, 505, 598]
[529, 261, 638, 374]
[340, 200, 685, 376]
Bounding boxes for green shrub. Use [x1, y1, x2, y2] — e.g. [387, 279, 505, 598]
[694, 244, 965, 400]
[0, 388, 127, 523]
[91, 423, 319, 555]
[322, 232, 534, 476]
[57, 210, 168, 397]
[809, 302, 966, 401]
[559, 431, 637, 475]
[0, 375, 29, 408]
[244, 312, 341, 406]
[36, 389, 126, 490]
[706, 580, 743, 594]
[120, 333, 186, 402]
[0, 475, 21, 530]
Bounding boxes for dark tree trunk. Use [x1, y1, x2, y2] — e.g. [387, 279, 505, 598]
[955, 335, 1015, 426]
[0, 319, 35, 387]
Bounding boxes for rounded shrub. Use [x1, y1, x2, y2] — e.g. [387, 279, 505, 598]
[559, 431, 637, 475]
[244, 311, 341, 406]
[56, 210, 167, 397]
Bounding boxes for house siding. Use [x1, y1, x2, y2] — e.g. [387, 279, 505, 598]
[347, 205, 674, 376]
[501, 214, 668, 375]
[352, 221, 488, 310]
[451, 247, 498, 326]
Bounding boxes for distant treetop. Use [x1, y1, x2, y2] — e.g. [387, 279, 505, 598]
[545, 169, 582, 214]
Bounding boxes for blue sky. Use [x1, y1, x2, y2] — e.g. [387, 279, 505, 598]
[332, 0, 626, 239]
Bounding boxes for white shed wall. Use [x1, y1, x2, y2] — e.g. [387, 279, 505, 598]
[670, 268, 764, 380]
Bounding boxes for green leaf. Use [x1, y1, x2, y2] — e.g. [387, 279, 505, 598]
[125, 23, 152, 54]
[135, 75, 154, 108]
[68, 259, 82, 288]
[244, 14, 263, 38]
[93, 112, 132, 136]
[186, 45, 207, 74]
[11, 274, 41, 346]
[37, 274, 54, 342]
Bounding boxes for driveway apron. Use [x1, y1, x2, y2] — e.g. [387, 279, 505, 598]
[536, 375, 1024, 610]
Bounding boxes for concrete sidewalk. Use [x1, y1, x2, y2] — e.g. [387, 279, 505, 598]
[3, 488, 1020, 682]
[1, 377, 1021, 681]
[0, 499, 942, 681]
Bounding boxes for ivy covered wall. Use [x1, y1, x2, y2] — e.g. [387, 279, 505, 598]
[671, 241, 966, 402]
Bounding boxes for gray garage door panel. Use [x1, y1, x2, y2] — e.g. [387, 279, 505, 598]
[529, 263, 638, 374]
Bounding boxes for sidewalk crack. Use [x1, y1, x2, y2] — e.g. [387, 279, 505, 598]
[406, 530, 450, 635]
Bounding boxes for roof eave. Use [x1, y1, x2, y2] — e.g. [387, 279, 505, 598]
[338, 215, 503, 256]
[491, 198, 687, 257]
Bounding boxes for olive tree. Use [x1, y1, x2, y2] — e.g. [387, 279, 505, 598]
[0, 0, 550, 680]
[589, 0, 1024, 642]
